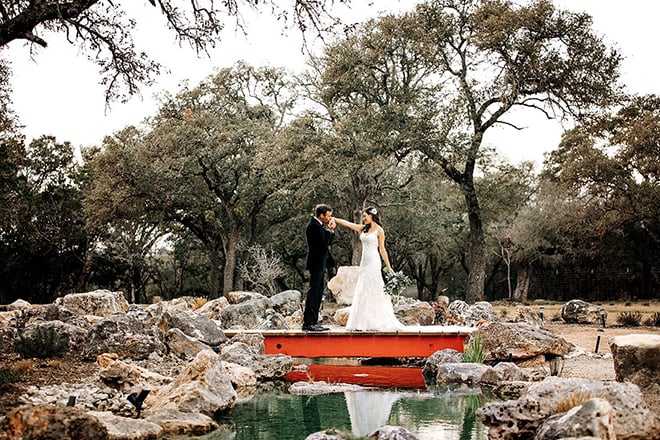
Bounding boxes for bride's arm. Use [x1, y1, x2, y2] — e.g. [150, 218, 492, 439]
[377, 228, 393, 274]
[333, 217, 363, 233]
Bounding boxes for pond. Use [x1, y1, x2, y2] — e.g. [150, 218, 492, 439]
[174, 366, 493, 440]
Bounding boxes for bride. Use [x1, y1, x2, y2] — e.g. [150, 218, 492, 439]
[333, 207, 406, 331]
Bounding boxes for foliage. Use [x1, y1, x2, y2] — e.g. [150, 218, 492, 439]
[239, 245, 285, 296]
[0, 1, 347, 103]
[14, 327, 69, 359]
[320, 0, 623, 303]
[87, 63, 307, 296]
[462, 332, 485, 364]
[616, 311, 643, 327]
[645, 312, 660, 327]
[384, 271, 413, 306]
[0, 367, 22, 392]
[0, 136, 90, 304]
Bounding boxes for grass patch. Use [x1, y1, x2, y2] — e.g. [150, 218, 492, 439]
[463, 333, 485, 364]
[616, 311, 643, 327]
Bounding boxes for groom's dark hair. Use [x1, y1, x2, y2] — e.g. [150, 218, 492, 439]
[314, 204, 333, 217]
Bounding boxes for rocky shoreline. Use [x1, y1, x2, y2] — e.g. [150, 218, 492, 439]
[1, 289, 659, 439]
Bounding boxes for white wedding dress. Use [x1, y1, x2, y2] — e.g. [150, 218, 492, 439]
[346, 231, 406, 331]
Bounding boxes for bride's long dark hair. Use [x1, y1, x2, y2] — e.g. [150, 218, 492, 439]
[363, 206, 383, 233]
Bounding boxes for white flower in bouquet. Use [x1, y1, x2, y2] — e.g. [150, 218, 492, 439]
[384, 271, 413, 305]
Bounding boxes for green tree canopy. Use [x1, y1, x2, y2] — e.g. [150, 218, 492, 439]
[321, 0, 623, 302]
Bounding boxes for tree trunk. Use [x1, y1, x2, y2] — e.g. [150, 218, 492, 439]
[513, 263, 531, 303]
[222, 228, 240, 296]
[462, 181, 486, 303]
[350, 204, 363, 265]
[208, 248, 222, 299]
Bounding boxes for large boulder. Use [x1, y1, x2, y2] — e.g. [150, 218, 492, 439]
[88, 411, 163, 440]
[436, 362, 490, 385]
[609, 333, 660, 416]
[0, 405, 109, 440]
[146, 349, 237, 416]
[19, 320, 88, 350]
[327, 266, 360, 305]
[609, 333, 660, 388]
[220, 341, 293, 380]
[444, 300, 498, 326]
[82, 313, 167, 361]
[219, 298, 270, 329]
[561, 300, 607, 325]
[143, 408, 219, 436]
[477, 377, 659, 440]
[97, 353, 173, 393]
[157, 310, 227, 347]
[478, 321, 573, 363]
[54, 290, 129, 317]
[422, 349, 464, 380]
[534, 398, 616, 440]
[268, 290, 302, 316]
[166, 328, 214, 361]
[394, 302, 435, 326]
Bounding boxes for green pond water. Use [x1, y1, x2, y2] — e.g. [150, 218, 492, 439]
[173, 382, 492, 440]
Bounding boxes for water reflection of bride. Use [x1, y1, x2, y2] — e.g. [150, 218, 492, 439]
[344, 391, 401, 437]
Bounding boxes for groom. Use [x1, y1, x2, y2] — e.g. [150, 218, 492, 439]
[302, 204, 336, 331]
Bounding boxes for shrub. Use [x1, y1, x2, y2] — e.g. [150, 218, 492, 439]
[14, 327, 69, 359]
[190, 297, 208, 311]
[463, 333, 485, 364]
[644, 312, 660, 327]
[616, 311, 642, 327]
[0, 367, 22, 392]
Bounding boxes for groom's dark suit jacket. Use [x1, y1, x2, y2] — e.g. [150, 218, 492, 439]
[305, 217, 335, 271]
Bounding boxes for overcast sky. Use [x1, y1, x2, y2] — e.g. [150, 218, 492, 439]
[5, 0, 659, 166]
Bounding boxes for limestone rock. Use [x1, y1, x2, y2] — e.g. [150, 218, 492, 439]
[97, 353, 173, 393]
[328, 266, 360, 305]
[436, 362, 490, 385]
[226, 291, 267, 304]
[561, 300, 607, 325]
[194, 297, 230, 320]
[89, 411, 163, 440]
[445, 300, 497, 326]
[82, 313, 167, 361]
[477, 377, 659, 440]
[143, 408, 219, 436]
[367, 425, 419, 439]
[478, 321, 573, 363]
[54, 289, 129, 317]
[146, 349, 237, 416]
[421, 349, 464, 380]
[166, 328, 213, 361]
[609, 333, 660, 389]
[0, 405, 109, 440]
[480, 362, 531, 386]
[157, 310, 227, 347]
[394, 302, 434, 326]
[534, 398, 616, 440]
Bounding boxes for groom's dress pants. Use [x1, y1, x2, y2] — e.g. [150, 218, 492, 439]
[303, 268, 325, 326]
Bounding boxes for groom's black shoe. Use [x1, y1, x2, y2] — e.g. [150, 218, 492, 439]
[302, 324, 329, 332]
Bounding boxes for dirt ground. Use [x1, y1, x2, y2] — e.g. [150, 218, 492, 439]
[1, 311, 659, 416]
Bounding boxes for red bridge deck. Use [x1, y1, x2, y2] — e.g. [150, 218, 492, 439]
[224, 326, 475, 358]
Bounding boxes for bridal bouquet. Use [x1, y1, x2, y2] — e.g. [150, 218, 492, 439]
[384, 271, 413, 305]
